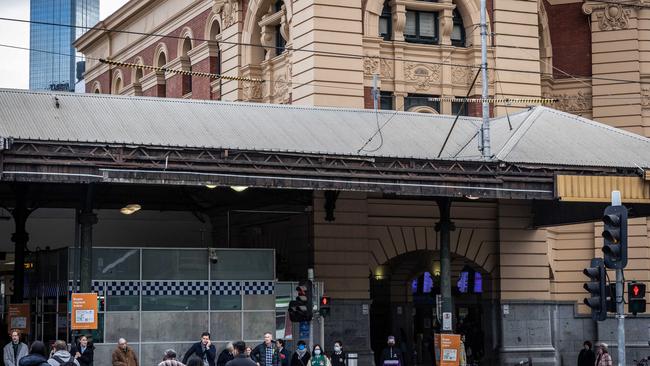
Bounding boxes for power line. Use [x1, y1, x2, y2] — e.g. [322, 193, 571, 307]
[2, 16, 646, 85]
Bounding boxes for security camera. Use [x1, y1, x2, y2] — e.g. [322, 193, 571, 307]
[209, 248, 218, 264]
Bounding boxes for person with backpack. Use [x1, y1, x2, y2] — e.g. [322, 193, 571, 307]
[47, 341, 79, 366]
[19, 341, 49, 366]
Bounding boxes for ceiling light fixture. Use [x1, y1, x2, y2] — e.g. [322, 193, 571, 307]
[230, 186, 249, 192]
[120, 204, 142, 215]
[464, 195, 480, 200]
[205, 184, 217, 189]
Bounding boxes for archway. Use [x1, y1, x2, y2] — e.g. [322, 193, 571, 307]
[370, 250, 495, 366]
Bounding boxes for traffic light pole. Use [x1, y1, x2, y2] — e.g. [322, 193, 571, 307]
[616, 267, 625, 366]
[611, 191, 625, 366]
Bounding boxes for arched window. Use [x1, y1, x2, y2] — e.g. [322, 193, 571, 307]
[157, 50, 167, 68]
[112, 74, 123, 95]
[451, 9, 466, 47]
[181, 37, 193, 95]
[154, 44, 168, 98]
[274, 0, 286, 54]
[379, 1, 392, 41]
[92, 81, 101, 94]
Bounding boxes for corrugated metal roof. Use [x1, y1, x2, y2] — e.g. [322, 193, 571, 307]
[0, 88, 649, 169]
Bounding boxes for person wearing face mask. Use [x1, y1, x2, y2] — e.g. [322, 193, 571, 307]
[329, 341, 345, 366]
[290, 341, 310, 366]
[306, 345, 329, 366]
[577, 341, 595, 366]
[380, 336, 403, 366]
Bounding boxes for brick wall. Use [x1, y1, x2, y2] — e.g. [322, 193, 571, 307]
[364, 87, 373, 109]
[545, 0, 591, 79]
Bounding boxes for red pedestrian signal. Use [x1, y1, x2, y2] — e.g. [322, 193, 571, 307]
[628, 282, 646, 315]
[319, 296, 331, 317]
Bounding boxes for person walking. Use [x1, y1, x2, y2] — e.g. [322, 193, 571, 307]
[47, 341, 79, 366]
[70, 336, 94, 366]
[290, 341, 310, 366]
[595, 343, 612, 366]
[158, 349, 185, 366]
[111, 338, 138, 366]
[217, 343, 234, 366]
[307, 345, 329, 366]
[251, 333, 274, 366]
[330, 341, 345, 366]
[577, 341, 595, 366]
[4, 330, 28, 366]
[380, 336, 404, 366]
[18, 341, 49, 366]
[183, 332, 217, 366]
[225, 342, 256, 366]
[272, 340, 289, 366]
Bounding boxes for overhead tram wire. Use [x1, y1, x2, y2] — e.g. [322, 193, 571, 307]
[5, 16, 650, 87]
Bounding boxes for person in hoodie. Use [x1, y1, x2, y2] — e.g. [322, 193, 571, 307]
[379, 336, 404, 366]
[47, 340, 80, 366]
[19, 341, 49, 366]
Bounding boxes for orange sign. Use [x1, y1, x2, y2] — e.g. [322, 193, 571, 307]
[434, 334, 461, 366]
[71, 293, 98, 330]
[8, 304, 30, 334]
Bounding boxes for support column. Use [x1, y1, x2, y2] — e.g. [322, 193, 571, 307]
[435, 198, 455, 333]
[11, 185, 30, 304]
[79, 185, 97, 293]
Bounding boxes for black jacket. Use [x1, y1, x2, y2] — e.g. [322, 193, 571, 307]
[18, 354, 49, 366]
[330, 352, 346, 366]
[70, 344, 94, 366]
[273, 348, 290, 366]
[217, 350, 234, 366]
[380, 347, 404, 366]
[183, 343, 217, 366]
[290, 352, 310, 366]
[250, 344, 274, 366]
[578, 349, 595, 366]
[225, 355, 256, 366]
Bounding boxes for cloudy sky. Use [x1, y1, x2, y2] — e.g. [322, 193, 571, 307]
[0, 0, 129, 89]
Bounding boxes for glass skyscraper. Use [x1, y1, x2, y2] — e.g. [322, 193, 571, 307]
[29, 0, 99, 91]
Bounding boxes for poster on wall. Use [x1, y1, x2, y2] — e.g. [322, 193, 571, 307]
[71, 293, 98, 330]
[8, 304, 30, 334]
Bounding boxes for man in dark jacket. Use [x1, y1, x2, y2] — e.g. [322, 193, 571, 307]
[184, 332, 217, 366]
[216, 343, 234, 366]
[380, 336, 404, 366]
[577, 341, 595, 366]
[225, 342, 256, 366]
[250, 333, 274, 366]
[272, 340, 289, 366]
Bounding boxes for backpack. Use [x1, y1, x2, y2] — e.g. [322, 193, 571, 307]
[52, 355, 76, 366]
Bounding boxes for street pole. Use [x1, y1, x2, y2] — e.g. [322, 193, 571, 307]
[479, 0, 490, 158]
[612, 191, 625, 366]
[436, 198, 455, 333]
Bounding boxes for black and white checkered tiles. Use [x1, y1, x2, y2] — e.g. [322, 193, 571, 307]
[63, 280, 274, 296]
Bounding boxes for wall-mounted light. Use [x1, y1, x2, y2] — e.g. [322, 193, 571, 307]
[120, 204, 141, 215]
[230, 186, 248, 192]
[464, 195, 479, 200]
[205, 184, 217, 189]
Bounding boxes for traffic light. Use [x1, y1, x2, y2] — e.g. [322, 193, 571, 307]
[601, 205, 628, 269]
[288, 280, 313, 322]
[583, 258, 607, 321]
[628, 282, 646, 315]
[319, 296, 331, 317]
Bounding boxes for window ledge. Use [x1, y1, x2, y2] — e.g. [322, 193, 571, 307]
[396, 0, 455, 12]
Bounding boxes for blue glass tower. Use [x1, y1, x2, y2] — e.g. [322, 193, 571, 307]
[29, 0, 99, 91]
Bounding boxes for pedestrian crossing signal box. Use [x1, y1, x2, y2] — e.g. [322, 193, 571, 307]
[628, 282, 646, 315]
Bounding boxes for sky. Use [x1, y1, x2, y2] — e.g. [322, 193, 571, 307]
[0, 0, 130, 89]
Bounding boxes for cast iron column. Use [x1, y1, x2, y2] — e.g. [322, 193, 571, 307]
[435, 198, 455, 333]
[79, 185, 97, 293]
[11, 185, 30, 304]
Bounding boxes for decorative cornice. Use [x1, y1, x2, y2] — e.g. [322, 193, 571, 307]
[188, 41, 220, 64]
[583, 1, 634, 30]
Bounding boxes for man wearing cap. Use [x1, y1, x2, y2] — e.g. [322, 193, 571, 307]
[380, 336, 404, 366]
[158, 349, 185, 366]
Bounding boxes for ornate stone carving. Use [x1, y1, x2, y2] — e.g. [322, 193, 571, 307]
[642, 87, 650, 107]
[215, 0, 238, 29]
[583, 2, 632, 31]
[451, 65, 471, 85]
[380, 59, 393, 79]
[363, 56, 380, 76]
[548, 91, 592, 113]
[243, 80, 263, 100]
[273, 76, 290, 104]
[405, 63, 440, 90]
